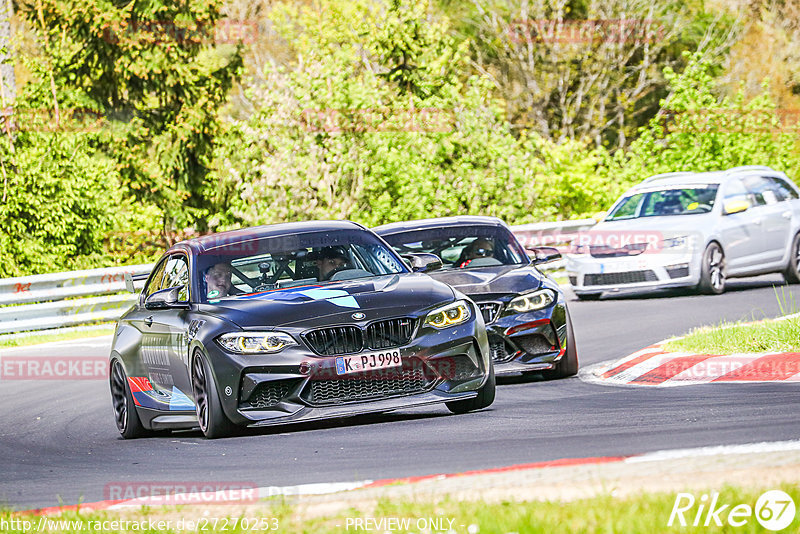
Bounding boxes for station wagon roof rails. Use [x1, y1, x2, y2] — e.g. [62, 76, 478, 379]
[641, 172, 694, 183]
[724, 165, 774, 174]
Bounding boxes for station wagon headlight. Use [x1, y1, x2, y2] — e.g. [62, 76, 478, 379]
[217, 332, 297, 354]
[507, 289, 556, 313]
[424, 300, 472, 329]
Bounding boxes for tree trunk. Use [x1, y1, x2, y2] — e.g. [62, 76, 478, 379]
[0, 0, 15, 109]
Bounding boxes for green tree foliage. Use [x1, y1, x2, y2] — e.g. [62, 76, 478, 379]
[615, 52, 800, 185]
[0, 131, 120, 277]
[209, 0, 612, 229]
[17, 0, 243, 233]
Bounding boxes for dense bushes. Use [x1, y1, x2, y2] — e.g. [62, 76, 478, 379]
[2, 0, 800, 276]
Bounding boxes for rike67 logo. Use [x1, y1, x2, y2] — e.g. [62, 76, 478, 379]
[669, 490, 796, 531]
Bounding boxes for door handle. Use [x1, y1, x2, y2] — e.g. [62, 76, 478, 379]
[783, 211, 792, 219]
[144, 316, 153, 327]
[753, 218, 763, 225]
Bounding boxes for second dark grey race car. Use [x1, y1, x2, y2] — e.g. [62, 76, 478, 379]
[110, 221, 495, 439]
[374, 216, 578, 378]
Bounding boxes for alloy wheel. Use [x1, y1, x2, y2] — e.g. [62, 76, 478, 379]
[708, 245, 725, 292]
[191, 357, 209, 433]
[110, 361, 128, 433]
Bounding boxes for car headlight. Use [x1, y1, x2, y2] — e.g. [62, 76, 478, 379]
[507, 289, 556, 313]
[424, 300, 472, 329]
[216, 332, 297, 354]
[663, 236, 687, 249]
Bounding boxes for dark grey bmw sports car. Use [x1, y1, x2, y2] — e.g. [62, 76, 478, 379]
[109, 221, 495, 439]
[374, 216, 578, 378]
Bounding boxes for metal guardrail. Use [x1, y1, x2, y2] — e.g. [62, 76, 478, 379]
[0, 220, 598, 336]
[0, 264, 153, 336]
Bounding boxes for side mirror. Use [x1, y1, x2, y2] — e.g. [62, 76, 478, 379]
[530, 246, 562, 265]
[145, 286, 188, 310]
[723, 200, 750, 215]
[401, 253, 443, 273]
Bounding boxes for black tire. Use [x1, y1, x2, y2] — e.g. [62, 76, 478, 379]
[783, 233, 800, 284]
[575, 293, 601, 301]
[697, 242, 726, 295]
[446, 362, 496, 414]
[545, 313, 579, 379]
[191, 353, 238, 439]
[109, 359, 149, 439]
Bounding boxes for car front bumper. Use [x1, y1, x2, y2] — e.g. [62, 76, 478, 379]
[203, 316, 492, 427]
[565, 252, 700, 296]
[476, 293, 570, 376]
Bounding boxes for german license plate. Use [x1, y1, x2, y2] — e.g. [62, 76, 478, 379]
[335, 349, 402, 375]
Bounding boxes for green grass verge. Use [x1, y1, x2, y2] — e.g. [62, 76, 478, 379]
[0, 326, 115, 349]
[663, 315, 800, 354]
[3, 484, 799, 533]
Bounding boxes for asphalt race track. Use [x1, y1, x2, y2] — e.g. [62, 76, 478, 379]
[2, 274, 800, 510]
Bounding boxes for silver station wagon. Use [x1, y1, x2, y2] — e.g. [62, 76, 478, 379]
[566, 166, 800, 299]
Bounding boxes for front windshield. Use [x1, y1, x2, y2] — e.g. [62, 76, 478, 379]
[196, 229, 407, 302]
[606, 185, 720, 221]
[379, 225, 528, 270]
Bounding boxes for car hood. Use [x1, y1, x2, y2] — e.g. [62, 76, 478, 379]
[594, 215, 712, 238]
[425, 265, 542, 296]
[196, 273, 455, 329]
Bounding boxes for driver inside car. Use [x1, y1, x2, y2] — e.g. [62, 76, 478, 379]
[315, 247, 350, 280]
[204, 262, 234, 298]
[457, 238, 495, 268]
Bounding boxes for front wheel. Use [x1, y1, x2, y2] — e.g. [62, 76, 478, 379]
[544, 313, 579, 379]
[109, 360, 149, 439]
[191, 353, 238, 439]
[783, 233, 800, 284]
[446, 363, 496, 414]
[697, 242, 726, 295]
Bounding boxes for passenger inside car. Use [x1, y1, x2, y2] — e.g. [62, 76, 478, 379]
[314, 247, 351, 280]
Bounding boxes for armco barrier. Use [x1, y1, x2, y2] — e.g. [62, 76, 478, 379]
[0, 264, 153, 336]
[0, 220, 596, 336]
[0, 264, 154, 306]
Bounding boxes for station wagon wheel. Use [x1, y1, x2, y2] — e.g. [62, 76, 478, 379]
[191, 352, 237, 439]
[698, 242, 726, 295]
[109, 360, 148, 439]
[783, 233, 800, 284]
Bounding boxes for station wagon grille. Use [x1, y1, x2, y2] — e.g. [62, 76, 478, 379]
[364, 318, 415, 349]
[304, 326, 363, 355]
[584, 270, 657, 286]
[302, 359, 433, 405]
[477, 302, 502, 324]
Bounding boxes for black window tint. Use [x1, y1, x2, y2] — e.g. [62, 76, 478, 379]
[143, 260, 168, 299]
[162, 256, 190, 301]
